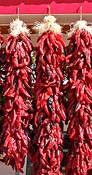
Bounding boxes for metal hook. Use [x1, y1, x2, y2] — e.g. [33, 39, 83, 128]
[80, 5, 82, 21]
[47, 5, 51, 15]
[17, 7, 20, 19]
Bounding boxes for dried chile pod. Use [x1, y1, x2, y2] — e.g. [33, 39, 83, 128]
[0, 35, 5, 136]
[30, 15, 66, 175]
[65, 20, 92, 175]
[0, 19, 33, 172]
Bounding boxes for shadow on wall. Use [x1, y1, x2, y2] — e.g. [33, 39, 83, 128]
[0, 0, 91, 6]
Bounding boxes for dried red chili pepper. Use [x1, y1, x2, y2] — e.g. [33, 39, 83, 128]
[0, 35, 5, 86]
[65, 21, 92, 175]
[0, 20, 33, 172]
[29, 16, 66, 175]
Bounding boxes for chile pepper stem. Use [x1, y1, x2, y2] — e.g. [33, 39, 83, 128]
[80, 5, 82, 21]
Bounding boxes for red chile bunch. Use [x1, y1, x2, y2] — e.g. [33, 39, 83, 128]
[65, 21, 92, 175]
[0, 19, 33, 172]
[0, 34, 5, 136]
[0, 34, 5, 85]
[29, 15, 66, 175]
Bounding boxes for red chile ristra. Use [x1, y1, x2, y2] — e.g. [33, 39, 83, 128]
[0, 34, 5, 140]
[0, 19, 33, 172]
[29, 15, 66, 175]
[0, 35, 5, 85]
[65, 21, 92, 175]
